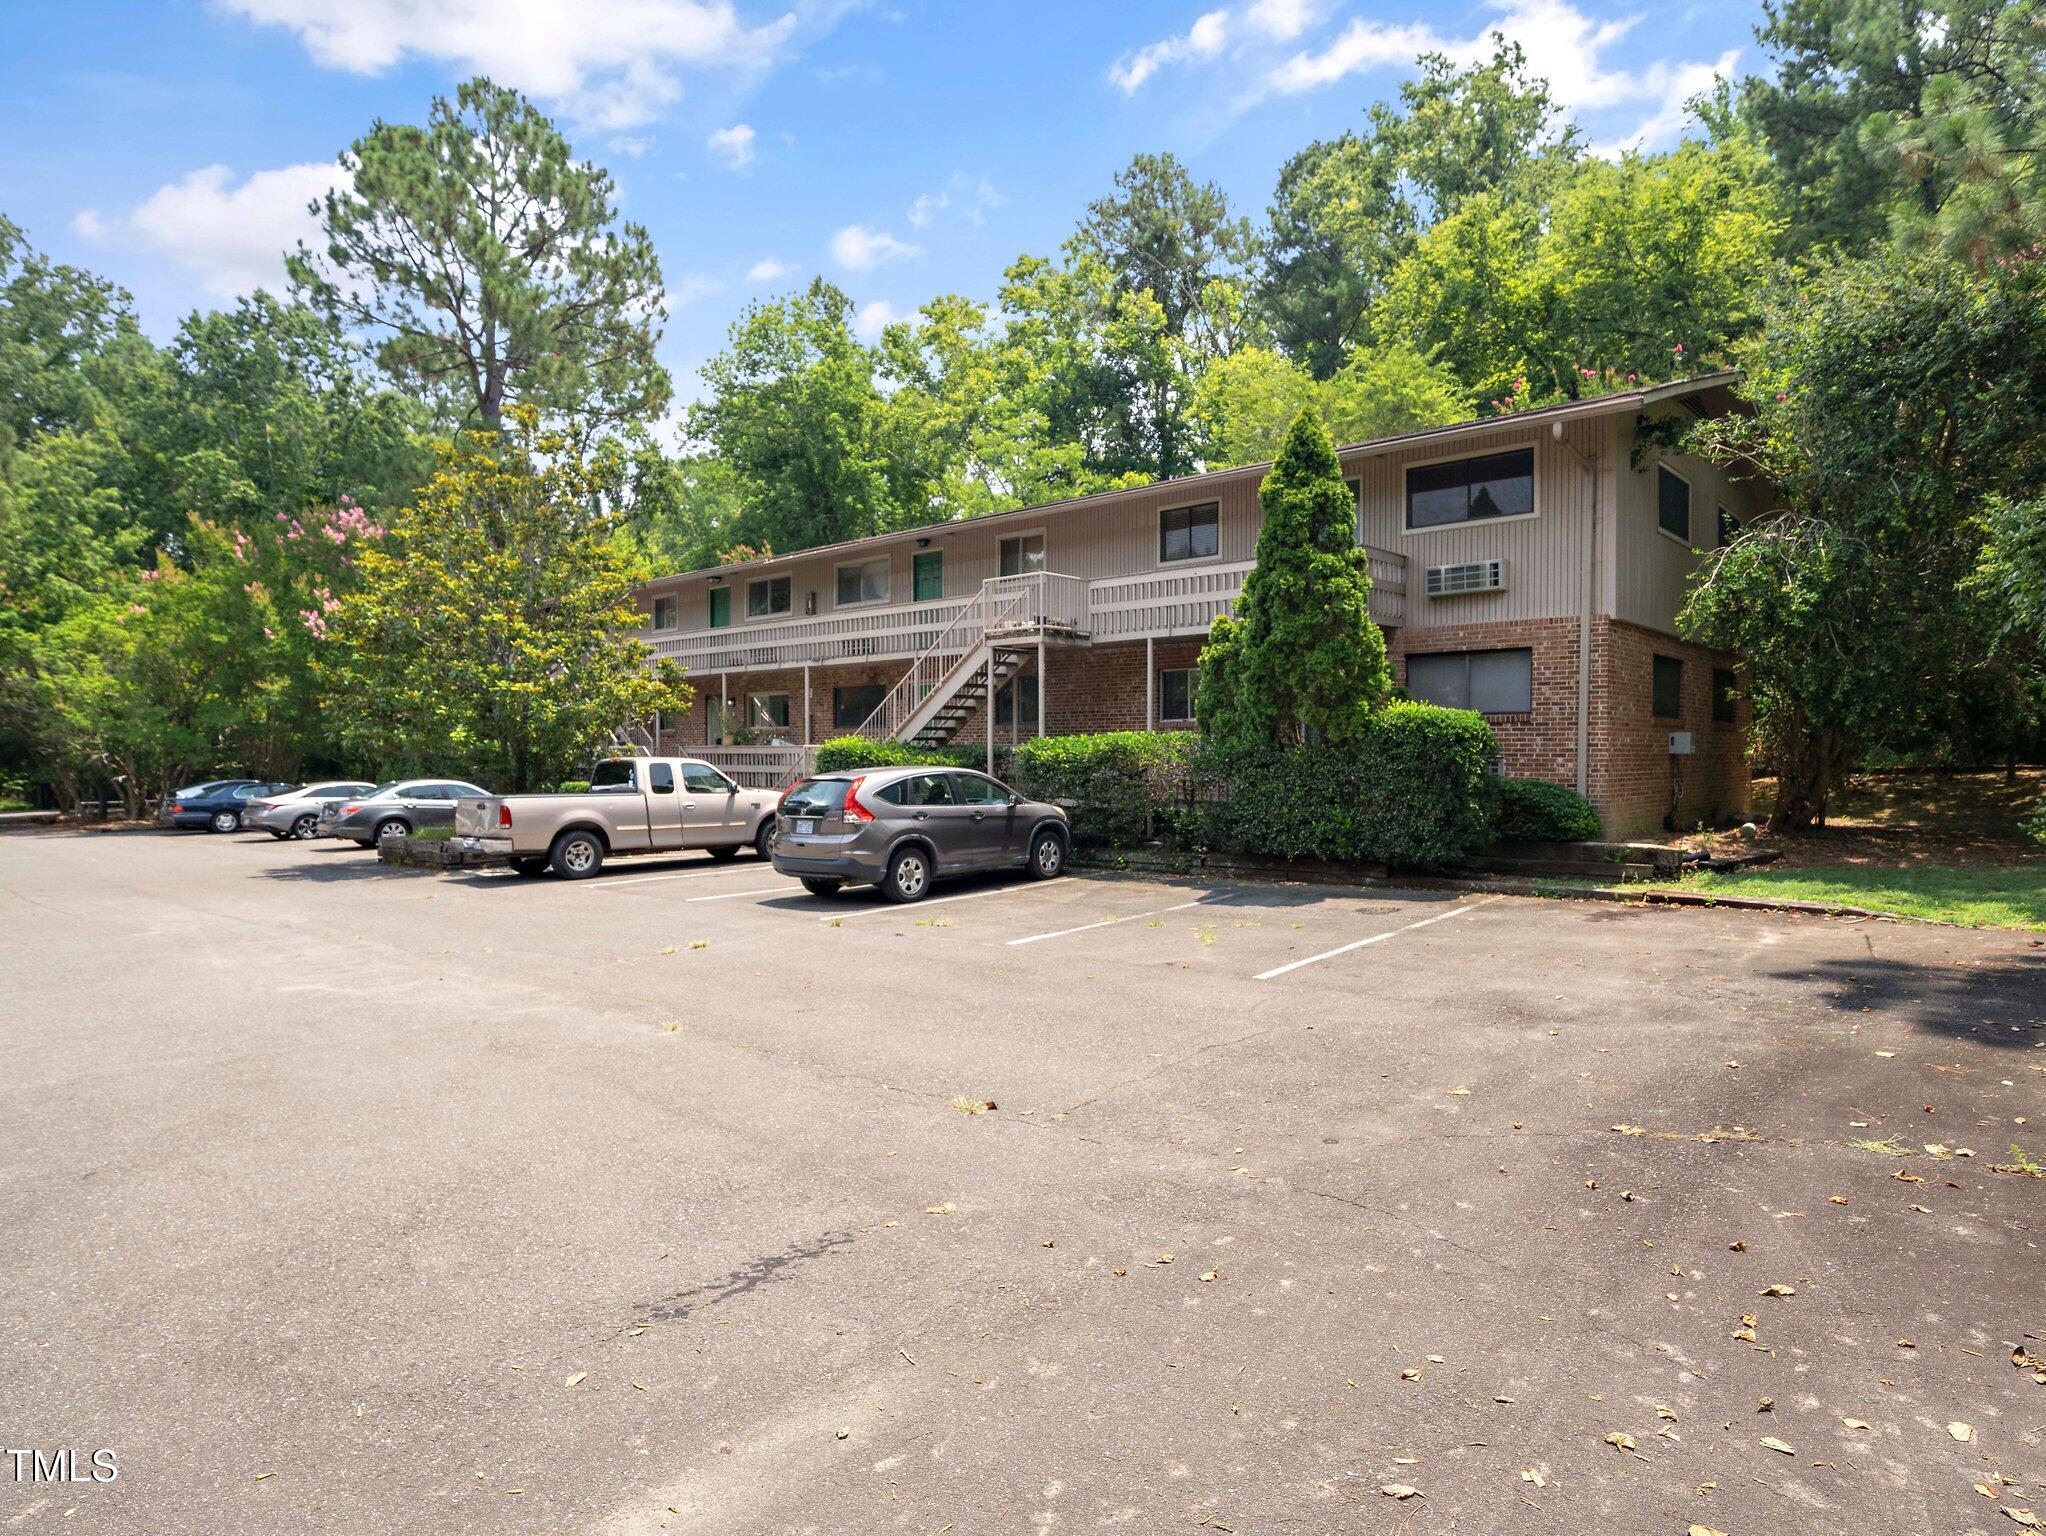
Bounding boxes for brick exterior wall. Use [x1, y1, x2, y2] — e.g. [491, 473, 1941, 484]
[651, 625, 1748, 840]
[1588, 618, 1751, 837]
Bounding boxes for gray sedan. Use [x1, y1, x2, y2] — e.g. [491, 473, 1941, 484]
[319, 778, 491, 847]
[770, 765, 1068, 902]
[244, 781, 378, 840]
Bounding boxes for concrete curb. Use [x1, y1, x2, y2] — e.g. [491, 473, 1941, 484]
[1070, 848, 1925, 925]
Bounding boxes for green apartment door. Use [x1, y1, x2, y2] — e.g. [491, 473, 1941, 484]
[913, 549, 942, 602]
[708, 586, 730, 628]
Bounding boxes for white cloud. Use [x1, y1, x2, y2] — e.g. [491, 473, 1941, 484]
[218, 0, 797, 130]
[707, 122, 756, 169]
[1264, 0, 1734, 151]
[1245, 0, 1316, 40]
[124, 161, 343, 300]
[608, 134, 654, 157]
[69, 208, 109, 242]
[830, 223, 919, 271]
[1110, 7, 1229, 93]
[906, 173, 1005, 231]
[745, 256, 797, 282]
[853, 298, 903, 340]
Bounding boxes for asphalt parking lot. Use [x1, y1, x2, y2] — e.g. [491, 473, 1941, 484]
[4, 827, 2043, 1535]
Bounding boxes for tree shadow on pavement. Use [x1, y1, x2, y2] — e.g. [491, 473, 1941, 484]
[1769, 952, 2046, 1048]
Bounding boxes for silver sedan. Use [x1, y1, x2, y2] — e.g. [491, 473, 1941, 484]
[244, 782, 378, 840]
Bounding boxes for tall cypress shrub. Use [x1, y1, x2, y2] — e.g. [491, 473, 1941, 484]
[1196, 407, 1390, 748]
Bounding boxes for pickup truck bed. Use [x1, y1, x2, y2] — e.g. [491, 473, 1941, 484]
[454, 757, 779, 879]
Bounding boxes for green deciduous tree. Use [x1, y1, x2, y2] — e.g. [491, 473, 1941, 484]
[1680, 249, 2046, 827]
[290, 77, 669, 433]
[1258, 128, 1411, 379]
[1189, 343, 1464, 469]
[1196, 408, 1390, 749]
[319, 409, 690, 791]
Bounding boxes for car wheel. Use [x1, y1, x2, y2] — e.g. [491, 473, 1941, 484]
[800, 876, 843, 897]
[510, 856, 548, 878]
[372, 817, 411, 846]
[707, 843, 740, 862]
[1027, 828, 1067, 880]
[209, 809, 241, 834]
[549, 829, 605, 880]
[754, 819, 778, 859]
[882, 845, 931, 903]
[290, 814, 318, 840]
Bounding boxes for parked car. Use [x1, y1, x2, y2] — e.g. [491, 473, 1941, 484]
[158, 779, 296, 833]
[243, 781, 379, 841]
[319, 778, 491, 847]
[771, 766, 1068, 902]
[453, 757, 778, 879]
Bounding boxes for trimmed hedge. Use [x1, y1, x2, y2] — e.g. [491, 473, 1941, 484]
[1495, 777, 1602, 843]
[812, 736, 987, 774]
[1194, 702, 1500, 869]
[1010, 731, 1194, 847]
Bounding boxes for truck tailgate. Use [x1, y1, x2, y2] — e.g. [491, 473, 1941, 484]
[454, 797, 502, 839]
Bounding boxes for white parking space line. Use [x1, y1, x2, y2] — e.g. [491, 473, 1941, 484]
[1253, 895, 1506, 981]
[685, 884, 793, 902]
[585, 864, 771, 892]
[819, 878, 1070, 921]
[1007, 894, 1218, 947]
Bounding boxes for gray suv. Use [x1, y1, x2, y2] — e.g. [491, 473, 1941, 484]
[771, 766, 1068, 902]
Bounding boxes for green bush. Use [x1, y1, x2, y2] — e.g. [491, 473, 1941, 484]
[812, 736, 987, 774]
[1195, 702, 1500, 868]
[1495, 777, 1603, 842]
[1010, 731, 1194, 847]
[557, 779, 591, 793]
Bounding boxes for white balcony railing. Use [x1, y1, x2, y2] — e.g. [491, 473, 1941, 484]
[644, 550, 1406, 676]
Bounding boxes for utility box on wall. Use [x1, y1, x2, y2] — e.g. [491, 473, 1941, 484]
[1668, 731, 1695, 756]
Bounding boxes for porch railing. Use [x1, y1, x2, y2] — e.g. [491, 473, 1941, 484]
[851, 577, 1050, 741]
[1086, 547, 1405, 637]
[694, 743, 816, 789]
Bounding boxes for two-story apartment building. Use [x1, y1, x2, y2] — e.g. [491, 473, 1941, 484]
[637, 372, 1767, 837]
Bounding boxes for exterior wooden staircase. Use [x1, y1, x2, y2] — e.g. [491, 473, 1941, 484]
[854, 574, 1088, 746]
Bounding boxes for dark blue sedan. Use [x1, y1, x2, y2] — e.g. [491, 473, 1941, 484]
[158, 780, 295, 833]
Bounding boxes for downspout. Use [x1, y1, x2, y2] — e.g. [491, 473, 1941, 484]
[1554, 421, 1597, 799]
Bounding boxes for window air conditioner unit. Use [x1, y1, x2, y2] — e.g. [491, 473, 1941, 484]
[1425, 559, 1506, 597]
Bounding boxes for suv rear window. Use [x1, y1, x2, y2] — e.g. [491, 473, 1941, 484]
[782, 778, 851, 815]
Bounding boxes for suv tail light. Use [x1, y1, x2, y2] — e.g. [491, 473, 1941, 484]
[497, 803, 512, 828]
[842, 775, 875, 824]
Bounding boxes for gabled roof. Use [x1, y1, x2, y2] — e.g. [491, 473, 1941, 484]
[647, 369, 1742, 589]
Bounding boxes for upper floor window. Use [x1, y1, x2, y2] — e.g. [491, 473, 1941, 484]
[1657, 466, 1692, 541]
[747, 575, 791, 619]
[1717, 507, 1741, 547]
[1159, 502, 1219, 563]
[836, 556, 890, 608]
[999, 531, 1046, 577]
[1406, 448, 1534, 529]
[651, 594, 677, 631]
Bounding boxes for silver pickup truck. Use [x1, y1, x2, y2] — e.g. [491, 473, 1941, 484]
[454, 757, 780, 879]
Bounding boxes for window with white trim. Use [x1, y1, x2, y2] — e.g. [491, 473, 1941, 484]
[1158, 503, 1219, 563]
[651, 595, 677, 630]
[1159, 667, 1198, 722]
[1405, 449, 1534, 529]
[1657, 466, 1691, 541]
[746, 575, 791, 618]
[835, 556, 890, 607]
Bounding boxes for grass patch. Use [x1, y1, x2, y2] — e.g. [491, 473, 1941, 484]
[1645, 863, 2046, 931]
[408, 825, 458, 842]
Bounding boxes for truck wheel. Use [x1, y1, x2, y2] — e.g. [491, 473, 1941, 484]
[707, 844, 740, 862]
[549, 829, 605, 880]
[882, 846, 931, 903]
[801, 877, 842, 897]
[754, 819, 778, 860]
[1026, 828, 1067, 880]
[510, 856, 547, 878]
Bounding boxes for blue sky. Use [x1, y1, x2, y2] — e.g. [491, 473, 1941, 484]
[0, 0, 1764, 422]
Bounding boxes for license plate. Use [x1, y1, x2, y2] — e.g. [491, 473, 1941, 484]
[795, 818, 817, 835]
